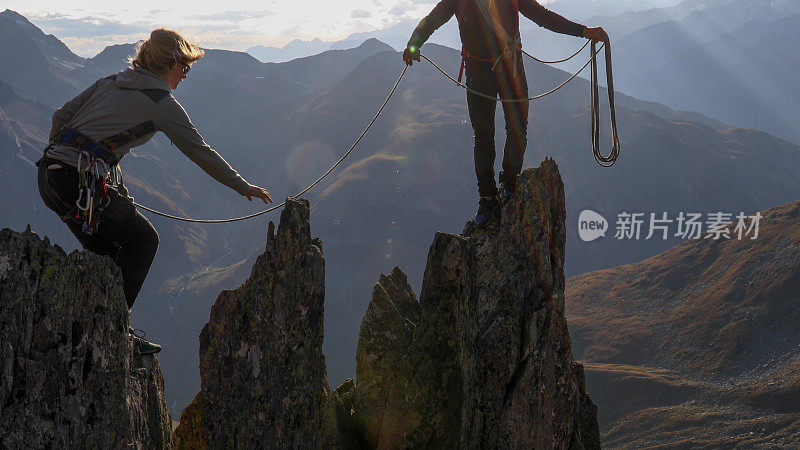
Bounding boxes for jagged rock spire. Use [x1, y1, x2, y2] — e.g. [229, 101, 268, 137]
[174, 197, 327, 448]
[337, 158, 600, 448]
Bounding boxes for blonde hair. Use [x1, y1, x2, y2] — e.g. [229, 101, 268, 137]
[129, 28, 205, 75]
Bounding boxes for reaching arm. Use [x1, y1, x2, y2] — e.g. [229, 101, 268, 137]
[157, 98, 253, 196]
[518, 0, 586, 37]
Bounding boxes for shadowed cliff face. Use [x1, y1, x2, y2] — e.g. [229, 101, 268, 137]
[329, 158, 600, 448]
[0, 227, 171, 448]
[173, 198, 327, 448]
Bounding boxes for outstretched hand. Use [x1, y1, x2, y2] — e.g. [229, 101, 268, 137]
[245, 184, 273, 204]
[583, 27, 609, 44]
[403, 46, 420, 66]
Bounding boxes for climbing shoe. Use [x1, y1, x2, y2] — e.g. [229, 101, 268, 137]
[474, 196, 499, 227]
[129, 327, 162, 355]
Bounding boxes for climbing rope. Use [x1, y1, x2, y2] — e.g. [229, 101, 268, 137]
[419, 42, 600, 102]
[132, 65, 409, 223]
[420, 40, 620, 167]
[134, 39, 619, 223]
[590, 41, 621, 167]
[522, 40, 590, 64]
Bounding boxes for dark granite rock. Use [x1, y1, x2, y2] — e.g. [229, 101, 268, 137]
[0, 226, 172, 449]
[175, 160, 599, 449]
[174, 198, 327, 448]
[348, 158, 601, 448]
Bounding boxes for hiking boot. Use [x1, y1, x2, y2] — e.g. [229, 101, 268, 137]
[474, 196, 499, 227]
[129, 327, 162, 355]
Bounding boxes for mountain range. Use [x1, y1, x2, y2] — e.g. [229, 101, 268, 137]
[1, 8, 798, 441]
[566, 197, 800, 446]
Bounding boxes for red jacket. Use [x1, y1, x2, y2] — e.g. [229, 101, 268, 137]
[408, 0, 586, 59]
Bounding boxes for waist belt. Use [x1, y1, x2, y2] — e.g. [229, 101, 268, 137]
[459, 45, 523, 83]
[50, 121, 158, 166]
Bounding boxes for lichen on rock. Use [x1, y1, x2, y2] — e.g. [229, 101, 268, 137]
[0, 226, 172, 449]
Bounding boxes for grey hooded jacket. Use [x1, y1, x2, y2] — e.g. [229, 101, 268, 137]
[45, 67, 251, 195]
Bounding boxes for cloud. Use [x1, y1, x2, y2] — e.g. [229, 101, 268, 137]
[29, 14, 152, 39]
[389, 2, 417, 17]
[350, 9, 372, 19]
[186, 11, 275, 22]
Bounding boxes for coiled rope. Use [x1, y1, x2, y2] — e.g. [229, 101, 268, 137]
[590, 41, 621, 167]
[133, 65, 409, 223]
[420, 39, 620, 166]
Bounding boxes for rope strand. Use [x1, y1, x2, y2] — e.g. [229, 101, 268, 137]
[522, 40, 589, 64]
[419, 42, 602, 103]
[134, 65, 409, 223]
[134, 39, 620, 223]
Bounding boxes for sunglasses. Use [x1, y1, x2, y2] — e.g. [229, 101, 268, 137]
[179, 62, 191, 75]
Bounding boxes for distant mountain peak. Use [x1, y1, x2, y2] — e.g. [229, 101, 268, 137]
[1, 9, 28, 20]
[356, 38, 395, 52]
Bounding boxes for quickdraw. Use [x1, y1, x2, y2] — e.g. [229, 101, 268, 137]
[75, 151, 112, 235]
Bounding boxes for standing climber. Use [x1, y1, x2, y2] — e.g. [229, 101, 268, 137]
[403, 0, 608, 225]
[37, 28, 273, 354]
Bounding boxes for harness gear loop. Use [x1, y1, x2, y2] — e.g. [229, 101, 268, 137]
[45, 119, 157, 234]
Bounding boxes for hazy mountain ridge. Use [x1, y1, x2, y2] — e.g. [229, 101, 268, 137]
[609, 0, 800, 142]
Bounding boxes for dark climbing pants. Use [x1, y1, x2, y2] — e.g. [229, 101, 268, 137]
[465, 56, 529, 197]
[37, 158, 158, 309]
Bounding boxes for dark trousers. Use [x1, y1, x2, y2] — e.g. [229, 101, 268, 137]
[465, 56, 529, 197]
[37, 158, 158, 309]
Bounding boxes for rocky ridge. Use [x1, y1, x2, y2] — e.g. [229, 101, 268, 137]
[174, 159, 599, 448]
[0, 226, 171, 448]
[330, 158, 600, 448]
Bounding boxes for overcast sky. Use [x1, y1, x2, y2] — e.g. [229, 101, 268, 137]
[4, 0, 452, 56]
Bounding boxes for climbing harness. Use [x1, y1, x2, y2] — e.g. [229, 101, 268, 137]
[45, 119, 158, 234]
[132, 64, 410, 223]
[420, 39, 620, 167]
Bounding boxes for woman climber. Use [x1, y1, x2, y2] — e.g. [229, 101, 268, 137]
[403, 0, 608, 226]
[36, 28, 273, 354]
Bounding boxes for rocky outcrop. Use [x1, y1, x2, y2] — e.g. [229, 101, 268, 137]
[173, 198, 327, 448]
[175, 160, 598, 448]
[0, 226, 171, 448]
[343, 158, 600, 448]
